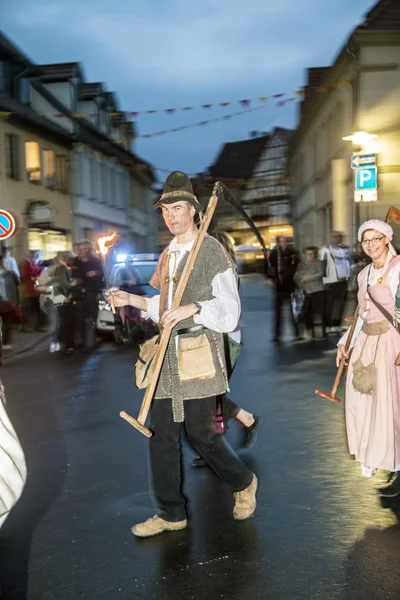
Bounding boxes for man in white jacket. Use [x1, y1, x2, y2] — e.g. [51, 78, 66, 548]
[319, 231, 352, 333]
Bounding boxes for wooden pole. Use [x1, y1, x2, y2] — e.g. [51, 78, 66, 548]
[120, 182, 222, 437]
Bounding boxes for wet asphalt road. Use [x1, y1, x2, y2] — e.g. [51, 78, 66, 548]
[1, 274, 400, 600]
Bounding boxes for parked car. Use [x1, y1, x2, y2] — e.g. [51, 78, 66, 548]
[97, 255, 159, 343]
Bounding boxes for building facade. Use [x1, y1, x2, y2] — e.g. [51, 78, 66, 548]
[0, 32, 157, 263]
[0, 36, 74, 261]
[290, 0, 400, 251]
[241, 127, 293, 249]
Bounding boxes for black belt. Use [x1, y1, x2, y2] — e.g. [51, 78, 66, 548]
[176, 324, 206, 335]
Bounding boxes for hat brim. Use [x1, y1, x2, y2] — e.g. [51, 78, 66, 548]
[153, 196, 203, 213]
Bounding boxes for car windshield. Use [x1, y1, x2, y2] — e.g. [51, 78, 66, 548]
[112, 263, 156, 287]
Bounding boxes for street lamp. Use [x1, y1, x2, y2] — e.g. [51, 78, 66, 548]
[342, 131, 377, 146]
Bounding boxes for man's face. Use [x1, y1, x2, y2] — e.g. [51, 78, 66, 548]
[78, 244, 90, 259]
[331, 232, 342, 245]
[161, 201, 195, 236]
[305, 250, 315, 263]
[278, 236, 287, 249]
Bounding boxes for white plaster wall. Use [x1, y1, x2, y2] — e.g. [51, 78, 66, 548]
[30, 87, 74, 133]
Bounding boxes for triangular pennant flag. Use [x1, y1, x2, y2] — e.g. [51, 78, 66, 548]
[182, 107, 193, 111]
[202, 104, 213, 109]
[257, 96, 268, 103]
[219, 102, 231, 107]
[146, 110, 158, 114]
[165, 108, 175, 114]
[273, 93, 284, 99]
[240, 100, 250, 107]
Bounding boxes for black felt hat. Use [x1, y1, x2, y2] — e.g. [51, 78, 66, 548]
[153, 171, 203, 213]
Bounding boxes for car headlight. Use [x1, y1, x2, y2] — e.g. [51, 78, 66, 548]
[99, 300, 112, 312]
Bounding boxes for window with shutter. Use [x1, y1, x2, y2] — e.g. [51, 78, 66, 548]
[43, 150, 56, 189]
[25, 141, 41, 183]
[4, 134, 19, 179]
[56, 155, 68, 194]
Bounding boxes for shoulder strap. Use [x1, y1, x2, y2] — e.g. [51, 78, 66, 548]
[367, 284, 396, 329]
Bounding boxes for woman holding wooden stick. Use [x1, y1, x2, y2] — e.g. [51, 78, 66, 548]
[336, 219, 400, 497]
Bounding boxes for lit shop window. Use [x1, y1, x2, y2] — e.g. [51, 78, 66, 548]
[43, 150, 56, 189]
[25, 141, 41, 183]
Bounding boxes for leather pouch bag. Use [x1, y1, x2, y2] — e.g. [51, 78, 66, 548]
[135, 335, 159, 389]
[351, 329, 382, 395]
[178, 333, 216, 382]
[351, 359, 376, 395]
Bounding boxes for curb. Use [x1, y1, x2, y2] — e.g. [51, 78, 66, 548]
[3, 331, 52, 361]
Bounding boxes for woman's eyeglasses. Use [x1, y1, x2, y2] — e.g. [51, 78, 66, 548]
[361, 235, 385, 247]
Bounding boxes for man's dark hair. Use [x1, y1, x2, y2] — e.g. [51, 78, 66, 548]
[303, 246, 318, 255]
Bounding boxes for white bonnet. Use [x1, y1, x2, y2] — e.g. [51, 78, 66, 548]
[358, 219, 396, 255]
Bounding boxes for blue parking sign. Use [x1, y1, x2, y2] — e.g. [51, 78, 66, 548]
[355, 167, 377, 190]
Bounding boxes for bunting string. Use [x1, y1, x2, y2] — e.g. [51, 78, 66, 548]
[95, 102, 275, 144]
[0, 79, 354, 121]
[76, 143, 292, 185]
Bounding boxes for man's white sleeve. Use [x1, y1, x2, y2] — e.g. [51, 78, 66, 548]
[141, 295, 160, 323]
[193, 268, 240, 333]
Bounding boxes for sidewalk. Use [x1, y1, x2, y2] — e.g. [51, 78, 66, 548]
[2, 327, 52, 361]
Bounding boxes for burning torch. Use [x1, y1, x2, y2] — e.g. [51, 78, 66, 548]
[97, 232, 118, 314]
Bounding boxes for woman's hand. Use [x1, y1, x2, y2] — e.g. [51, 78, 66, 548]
[106, 289, 131, 308]
[336, 344, 350, 368]
[395, 352, 400, 366]
[161, 304, 198, 328]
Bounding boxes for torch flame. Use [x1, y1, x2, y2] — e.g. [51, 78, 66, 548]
[98, 232, 117, 256]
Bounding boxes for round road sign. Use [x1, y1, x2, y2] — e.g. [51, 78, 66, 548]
[0, 210, 16, 240]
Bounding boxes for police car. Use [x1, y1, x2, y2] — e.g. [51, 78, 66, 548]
[97, 253, 159, 339]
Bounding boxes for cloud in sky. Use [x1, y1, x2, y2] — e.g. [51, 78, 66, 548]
[3, 0, 375, 174]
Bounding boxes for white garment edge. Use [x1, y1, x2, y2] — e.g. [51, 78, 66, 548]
[142, 236, 241, 345]
[142, 268, 240, 337]
[337, 259, 400, 349]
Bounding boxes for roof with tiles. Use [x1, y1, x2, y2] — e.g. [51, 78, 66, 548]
[210, 135, 270, 180]
[357, 0, 400, 31]
[39, 62, 81, 81]
[79, 82, 104, 100]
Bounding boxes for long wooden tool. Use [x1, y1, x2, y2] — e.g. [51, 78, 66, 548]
[120, 182, 222, 437]
[315, 306, 359, 403]
[315, 205, 400, 403]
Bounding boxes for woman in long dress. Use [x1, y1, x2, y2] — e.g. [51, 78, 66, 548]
[337, 219, 400, 497]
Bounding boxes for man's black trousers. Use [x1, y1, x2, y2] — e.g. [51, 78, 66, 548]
[149, 397, 253, 522]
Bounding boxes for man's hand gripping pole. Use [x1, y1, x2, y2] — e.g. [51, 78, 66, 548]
[119, 182, 221, 437]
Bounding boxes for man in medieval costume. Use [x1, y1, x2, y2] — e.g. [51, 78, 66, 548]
[110, 172, 257, 537]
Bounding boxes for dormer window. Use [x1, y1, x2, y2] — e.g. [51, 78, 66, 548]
[19, 77, 30, 104]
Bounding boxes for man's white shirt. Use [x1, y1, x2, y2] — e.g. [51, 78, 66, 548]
[142, 238, 241, 342]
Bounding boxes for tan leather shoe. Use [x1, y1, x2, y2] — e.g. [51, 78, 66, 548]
[233, 474, 258, 520]
[131, 515, 187, 538]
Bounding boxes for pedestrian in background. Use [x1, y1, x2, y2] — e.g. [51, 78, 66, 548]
[3, 248, 20, 280]
[294, 246, 326, 340]
[0, 256, 20, 349]
[48, 251, 75, 354]
[19, 250, 45, 333]
[319, 231, 352, 333]
[269, 236, 300, 344]
[74, 241, 105, 349]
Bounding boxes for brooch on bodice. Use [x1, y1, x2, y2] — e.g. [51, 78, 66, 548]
[377, 276, 384, 285]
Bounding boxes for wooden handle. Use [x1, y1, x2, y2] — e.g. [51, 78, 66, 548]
[331, 305, 360, 397]
[135, 183, 222, 428]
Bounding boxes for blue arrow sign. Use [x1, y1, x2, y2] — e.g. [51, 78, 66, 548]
[351, 153, 376, 169]
[355, 166, 377, 190]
